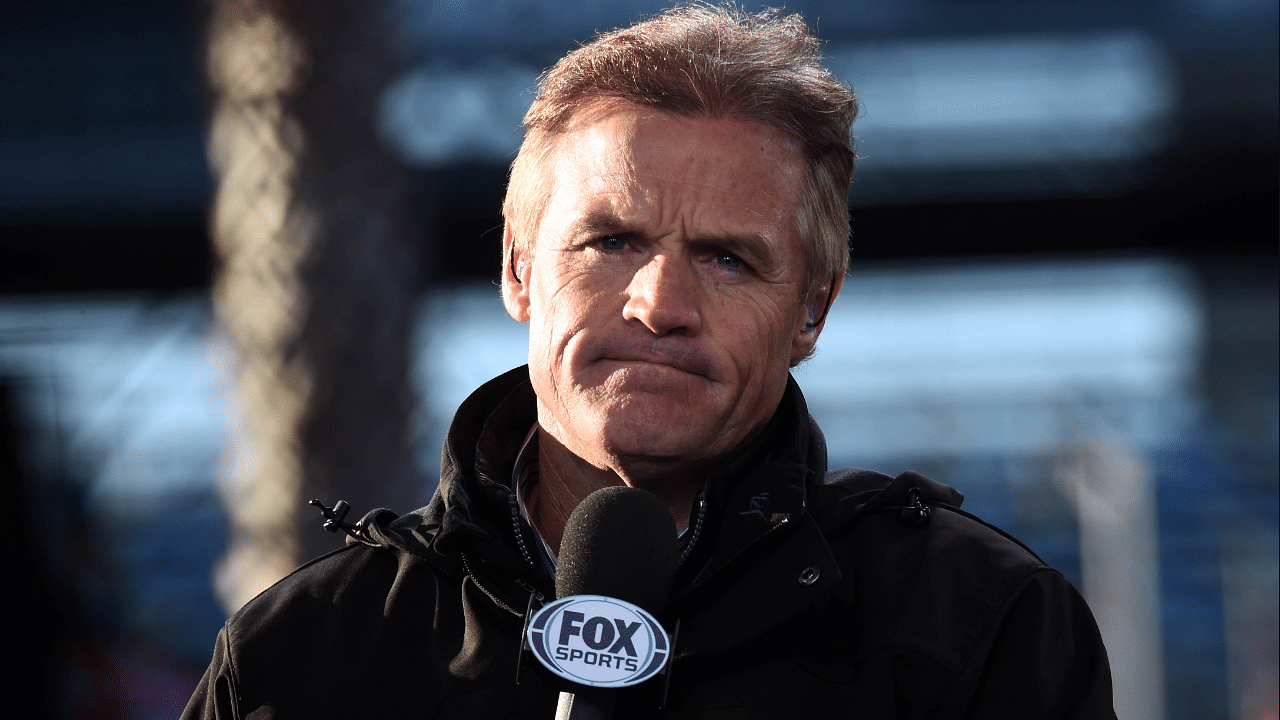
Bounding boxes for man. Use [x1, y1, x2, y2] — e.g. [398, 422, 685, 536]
[184, 5, 1116, 718]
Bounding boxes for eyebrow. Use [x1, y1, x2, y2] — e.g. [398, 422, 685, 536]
[572, 211, 629, 238]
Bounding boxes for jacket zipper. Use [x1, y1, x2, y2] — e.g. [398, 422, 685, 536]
[678, 491, 708, 564]
[459, 551, 522, 616]
[506, 490, 537, 567]
[456, 490, 546, 618]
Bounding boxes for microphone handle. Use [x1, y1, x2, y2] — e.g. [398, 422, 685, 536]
[555, 688, 616, 720]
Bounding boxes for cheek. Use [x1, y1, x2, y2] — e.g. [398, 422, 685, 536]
[720, 298, 801, 366]
[527, 272, 610, 366]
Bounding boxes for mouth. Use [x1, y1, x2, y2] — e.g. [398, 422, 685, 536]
[596, 348, 715, 380]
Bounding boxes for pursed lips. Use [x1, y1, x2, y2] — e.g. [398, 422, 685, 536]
[594, 347, 716, 380]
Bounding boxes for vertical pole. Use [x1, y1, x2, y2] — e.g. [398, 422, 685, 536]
[203, 0, 423, 612]
[1059, 440, 1166, 720]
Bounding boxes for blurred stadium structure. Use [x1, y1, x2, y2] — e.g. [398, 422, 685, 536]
[0, 1, 1274, 718]
[203, 0, 426, 615]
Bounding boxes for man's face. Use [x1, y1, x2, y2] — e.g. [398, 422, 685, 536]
[504, 104, 831, 477]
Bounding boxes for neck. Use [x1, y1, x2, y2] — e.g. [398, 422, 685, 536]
[528, 426, 700, 553]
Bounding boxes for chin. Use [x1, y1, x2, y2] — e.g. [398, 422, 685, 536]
[596, 409, 723, 462]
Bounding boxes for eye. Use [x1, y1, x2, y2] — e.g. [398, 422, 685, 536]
[713, 252, 747, 271]
[595, 235, 629, 252]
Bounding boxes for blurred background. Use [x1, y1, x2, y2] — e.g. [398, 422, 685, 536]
[0, 0, 1274, 718]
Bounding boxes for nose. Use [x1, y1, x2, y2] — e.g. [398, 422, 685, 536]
[622, 254, 702, 337]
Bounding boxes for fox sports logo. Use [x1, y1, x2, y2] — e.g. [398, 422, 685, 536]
[527, 595, 670, 688]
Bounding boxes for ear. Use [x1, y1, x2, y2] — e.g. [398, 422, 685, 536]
[790, 272, 844, 365]
[501, 222, 530, 323]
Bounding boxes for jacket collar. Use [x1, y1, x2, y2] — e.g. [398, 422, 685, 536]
[419, 367, 538, 574]
[400, 366, 845, 626]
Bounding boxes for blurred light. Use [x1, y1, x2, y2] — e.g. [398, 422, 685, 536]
[796, 257, 1203, 458]
[205, 12, 308, 102]
[0, 294, 224, 509]
[378, 61, 540, 165]
[827, 32, 1179, 169]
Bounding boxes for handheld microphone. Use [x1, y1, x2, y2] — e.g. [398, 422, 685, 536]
[527, 486, 679, 720]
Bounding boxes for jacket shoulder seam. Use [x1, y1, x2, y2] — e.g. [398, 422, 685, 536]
[933, 503, 1052, 568]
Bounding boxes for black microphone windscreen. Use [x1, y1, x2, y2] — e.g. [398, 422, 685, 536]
[555, 486, 679, 614]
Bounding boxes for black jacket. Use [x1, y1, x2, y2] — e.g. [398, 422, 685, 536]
[183, 367, 1116, 719]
